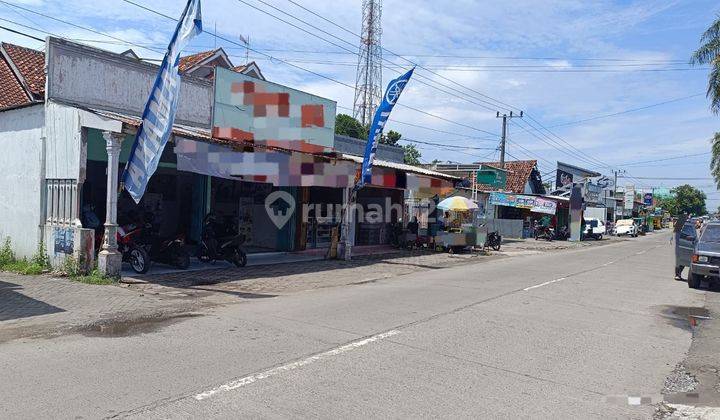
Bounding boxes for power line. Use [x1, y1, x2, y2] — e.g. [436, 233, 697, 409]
[0, 0, 165, 55]
[543, 93, 706, 129]
[0, 23, 43, 42]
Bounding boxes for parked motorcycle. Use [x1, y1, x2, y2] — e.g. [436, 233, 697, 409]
[139, 214, 190, 270]
[534, 223, 554, 241]
[197, 213, 247, 267]
[485, 230, 502, 251]
[116, 222, 151, 274]
[553, 225, 570, 241]
[85, 205, 150, 274]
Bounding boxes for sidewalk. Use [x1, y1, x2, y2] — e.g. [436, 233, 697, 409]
[0, 235, 629, 344]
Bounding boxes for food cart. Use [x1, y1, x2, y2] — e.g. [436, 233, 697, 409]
[433, 196, 480, 253]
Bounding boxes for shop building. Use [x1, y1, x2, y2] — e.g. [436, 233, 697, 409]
[0, 38, 455, 266]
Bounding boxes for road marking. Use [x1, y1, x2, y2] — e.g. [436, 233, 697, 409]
[603, 261, 615, 266]
[635, 250, 648, 255]
[523, 277, 566, 291]
[194, 330, 400, 401]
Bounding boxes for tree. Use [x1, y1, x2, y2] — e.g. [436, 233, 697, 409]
[711, 132, 720, 189]
[403, 144, 422, 166]
[335, 114, 367, 139]
[667, 184, 707, 216]
[381, 130, 402, 146]
[691, 17, 720, 113]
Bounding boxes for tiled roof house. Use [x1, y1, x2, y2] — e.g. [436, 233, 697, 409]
[0, 43, 265, 110]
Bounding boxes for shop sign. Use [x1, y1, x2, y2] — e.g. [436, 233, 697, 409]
[624, 186, 635, 210]
[584, 183, 603, 204]
[643, 192, 653, 206]
[476, 165, 507, 189]
[489, 192, 557, 215]
[212, 67, 336, 153]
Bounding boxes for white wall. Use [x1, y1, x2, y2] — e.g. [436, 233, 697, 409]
[0, 105, 45, 258]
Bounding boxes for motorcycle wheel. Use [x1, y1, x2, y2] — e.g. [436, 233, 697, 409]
[173, 247, 190, 270]
[230, 248, 247, 268]
[491, 241, 501, 251]
[129, 247, 150, 274]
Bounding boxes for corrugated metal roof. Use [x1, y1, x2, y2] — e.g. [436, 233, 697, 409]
[340, 154, 458, 180]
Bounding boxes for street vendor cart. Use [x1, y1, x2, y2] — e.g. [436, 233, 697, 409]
[433, 196, 480, 253]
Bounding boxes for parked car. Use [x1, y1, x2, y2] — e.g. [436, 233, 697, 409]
[614, 219, 638, 237]
[687, 221, 720, 288]
[583, 218, 605, 240]
[675, 220, 697, 280]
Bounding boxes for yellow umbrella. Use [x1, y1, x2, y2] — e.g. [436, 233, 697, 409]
[437, 196, 479, 211]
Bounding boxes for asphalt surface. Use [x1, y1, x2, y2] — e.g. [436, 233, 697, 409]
[0, 232, 705, 419]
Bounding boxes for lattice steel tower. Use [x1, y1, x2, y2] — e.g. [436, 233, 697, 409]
[353, 0, 383, 127]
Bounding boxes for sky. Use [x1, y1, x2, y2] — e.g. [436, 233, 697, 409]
[2, 0, 720, 206]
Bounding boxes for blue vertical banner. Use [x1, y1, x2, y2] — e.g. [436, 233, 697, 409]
[122, 0, 203, 203]
[358, 67, 415, 188]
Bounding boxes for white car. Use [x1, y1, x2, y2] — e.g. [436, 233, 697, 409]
[614, 219, 638, 237]
[584, 218, 606, 240]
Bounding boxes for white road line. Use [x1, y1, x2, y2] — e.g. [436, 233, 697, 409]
[523, 277, 566, 291]
[603, 261, 615, 266]
[194, 330, 400, 401]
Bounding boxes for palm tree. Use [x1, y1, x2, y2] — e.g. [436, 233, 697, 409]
[692, 17, 720, 112]
[711, 132, 720, 188]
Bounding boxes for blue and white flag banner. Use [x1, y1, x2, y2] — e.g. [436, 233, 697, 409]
[358, 67, 415, 188]
[122, 0, 202, 203]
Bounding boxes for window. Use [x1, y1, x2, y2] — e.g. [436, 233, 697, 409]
[681, 224, 696, 239]
[701, 225, 720, 243]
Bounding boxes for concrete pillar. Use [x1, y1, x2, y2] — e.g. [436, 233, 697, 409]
[97, 131, 123, 277]
[341, 188, 356, 260]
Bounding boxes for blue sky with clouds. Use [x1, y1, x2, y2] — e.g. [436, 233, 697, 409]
[3, 0, 720, 205]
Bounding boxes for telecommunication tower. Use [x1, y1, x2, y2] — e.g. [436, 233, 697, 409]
[352, 0, 383, 127]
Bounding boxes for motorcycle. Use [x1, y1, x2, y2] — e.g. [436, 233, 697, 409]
[85, 205, 150, 274]
[553, 225, 570, 241]
[139, 214, 190, 270]
[534, 223, 554, 241]
[197, 213, 247, 267]
[485, 230, 502, 251]
[116, 221, 151, 274]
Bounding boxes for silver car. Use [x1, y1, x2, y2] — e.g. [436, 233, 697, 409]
[687, 222, 720, 288]
[675, 218, 696, 279]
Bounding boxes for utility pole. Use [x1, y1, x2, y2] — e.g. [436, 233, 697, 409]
[612, 169, 625, 221]
[496, 111, 523, 168]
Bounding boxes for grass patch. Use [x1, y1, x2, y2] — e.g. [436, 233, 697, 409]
[70, 268, 116, 285]
[61, 255, 116, 285]
[0, 237, 50, 275]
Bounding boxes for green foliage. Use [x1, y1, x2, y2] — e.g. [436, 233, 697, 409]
[381, 130, 402, 146]
[31, 241, 50, 270]
[334, 114, 367, 139]
[0, 237, 14, 266]
[60, 255, 114, 285]
[71, 268, 115, 285]
[403, 144, 422, 166]
[711, 132, 720, 189]
[691, 17, 720, 113]
[660, 184, 707, 216]
[0, 238, 46, 275]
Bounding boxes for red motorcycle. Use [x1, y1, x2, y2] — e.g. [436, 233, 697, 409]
[84, 205, 150, 274]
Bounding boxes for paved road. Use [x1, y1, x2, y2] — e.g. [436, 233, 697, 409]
[0, 233, 704, 419]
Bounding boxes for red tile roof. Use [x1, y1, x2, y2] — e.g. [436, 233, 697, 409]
[0, 54, 30, 108]
[2, 43, 45, 98]
[476, 160, 538, 194]
[178, 49, 217, 73]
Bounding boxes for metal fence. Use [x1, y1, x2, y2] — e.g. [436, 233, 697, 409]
[46, 179, 78, 225]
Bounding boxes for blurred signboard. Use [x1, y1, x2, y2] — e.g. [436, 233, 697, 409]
[624, 185, 635, 210]
[476, 165, 507, 189]
[643, 192, 653, 206]
[489, 192, 557, 215]
[212, 67, 336, 153]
